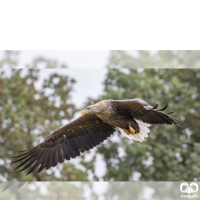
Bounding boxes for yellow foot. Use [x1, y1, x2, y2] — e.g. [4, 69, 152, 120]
[122, 128, 131, 135]
[129, 126, 136, 134]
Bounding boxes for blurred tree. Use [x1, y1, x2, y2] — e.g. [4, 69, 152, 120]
[85, 51, 200, 181]
[0, 182, 85, 199]
[25, 56, 68, 68]
[1, 50, 200, 182]
[107, 50, 200, 68]
[0, 51, 19, 68]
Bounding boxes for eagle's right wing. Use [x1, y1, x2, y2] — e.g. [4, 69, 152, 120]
[12, 114, 116, 174]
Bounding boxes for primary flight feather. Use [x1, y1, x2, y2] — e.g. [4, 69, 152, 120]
[12, 98, 184, 175]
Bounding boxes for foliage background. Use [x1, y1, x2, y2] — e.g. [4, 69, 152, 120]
[0, 50, 200, 182]
[0, 182, 190, 200]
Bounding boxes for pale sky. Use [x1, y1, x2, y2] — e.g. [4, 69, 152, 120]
[19, 50, 111, 68]
[18, 50, 141, 68]
[36, 68, 108, 108]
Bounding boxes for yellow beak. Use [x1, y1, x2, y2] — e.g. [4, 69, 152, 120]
[81, 109, 88, 116]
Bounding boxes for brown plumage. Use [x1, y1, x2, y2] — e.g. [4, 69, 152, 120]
[12, 98, 184, 175]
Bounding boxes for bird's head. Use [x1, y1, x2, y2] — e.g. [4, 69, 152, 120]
[81, 106, 91, 115]
[81, 105, 98, 115]
[81, 101, 108, 116]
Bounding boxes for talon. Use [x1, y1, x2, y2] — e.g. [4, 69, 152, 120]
[122, 128, 131, 135]
[129, 126, 135, 134]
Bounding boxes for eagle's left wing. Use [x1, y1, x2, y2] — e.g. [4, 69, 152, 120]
[112, 98, 184, 127]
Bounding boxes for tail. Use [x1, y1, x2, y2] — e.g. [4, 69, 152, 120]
[119, 119, 151, 142]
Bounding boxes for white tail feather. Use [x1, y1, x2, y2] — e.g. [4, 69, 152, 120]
[119, 119, 151, 142]
[132, 134, 138, 141]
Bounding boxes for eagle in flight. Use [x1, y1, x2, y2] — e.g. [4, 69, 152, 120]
[12, 98, 184, 175]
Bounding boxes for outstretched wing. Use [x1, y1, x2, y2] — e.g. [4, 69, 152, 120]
[12, 114, 116, 175]
[112, 98, 184, 127]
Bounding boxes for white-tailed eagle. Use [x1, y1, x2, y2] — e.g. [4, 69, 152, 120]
[12, 98, 184, 174]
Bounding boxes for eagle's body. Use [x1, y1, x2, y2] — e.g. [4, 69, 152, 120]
[12, 98, 184, 175]
[95, 100, 131, 128]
